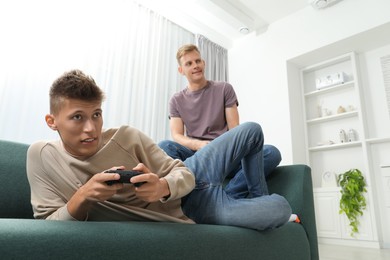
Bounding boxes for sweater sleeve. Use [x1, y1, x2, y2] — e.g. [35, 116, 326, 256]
[138, 133, 195, 201]
[116, 127, 195, 201]
[160, 159, 195, 202]
[26, 142, 77, 220]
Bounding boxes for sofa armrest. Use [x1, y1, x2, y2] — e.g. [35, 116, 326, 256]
[0, 140, 32, 219]
[267, 164, 319, 260]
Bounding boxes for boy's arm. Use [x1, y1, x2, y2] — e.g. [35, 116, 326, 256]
[225, 104, 239, 130]
[66, 172, 124, 220]
[27, 142, 124, 220]
[170, 117, 209, 151]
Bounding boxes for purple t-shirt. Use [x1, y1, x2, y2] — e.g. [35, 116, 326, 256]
[169, 81, 238, 140]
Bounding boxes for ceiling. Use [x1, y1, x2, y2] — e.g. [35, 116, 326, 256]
[137, 0, 310, 46]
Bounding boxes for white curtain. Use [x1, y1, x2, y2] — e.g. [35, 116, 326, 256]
[0, 0, 194, 144]
[196, 34, 229, 82]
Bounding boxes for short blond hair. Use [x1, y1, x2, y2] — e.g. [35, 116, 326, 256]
[176, 44, 200, 65]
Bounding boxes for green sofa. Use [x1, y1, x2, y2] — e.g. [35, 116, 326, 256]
[0, 139, 319, 260]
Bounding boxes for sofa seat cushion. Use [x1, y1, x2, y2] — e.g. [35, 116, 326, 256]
[0, 219, 310, 260]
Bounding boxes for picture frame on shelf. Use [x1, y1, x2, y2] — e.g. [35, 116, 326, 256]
[321, 171, 338, 188]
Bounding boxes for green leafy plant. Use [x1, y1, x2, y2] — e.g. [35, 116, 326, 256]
[338, 168, 367, 236]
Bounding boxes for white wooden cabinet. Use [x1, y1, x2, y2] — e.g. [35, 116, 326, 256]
[379, 165, 390, 247]
[313, 188, 341, 238]
[313, 188, 374, 241]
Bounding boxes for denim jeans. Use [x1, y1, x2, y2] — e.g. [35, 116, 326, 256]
[179, 122, 291, 230]
[159, 134, 282, 199]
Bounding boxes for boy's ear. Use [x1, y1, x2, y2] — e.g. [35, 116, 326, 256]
[178, 66, 183, 75]
[45, 114, 57, 131]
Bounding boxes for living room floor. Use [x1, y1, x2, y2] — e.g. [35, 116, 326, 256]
[319, 243, 390, 260]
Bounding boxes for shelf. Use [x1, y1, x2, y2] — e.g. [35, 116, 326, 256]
[314, 187, 341, 193]
[307, 111, 358, 125]
[304, 81, 354, 98]
[366, 137, 390, 144]
[309, 141, 362, 151]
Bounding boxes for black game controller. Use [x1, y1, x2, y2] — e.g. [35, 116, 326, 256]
[104, 169, 145, 187]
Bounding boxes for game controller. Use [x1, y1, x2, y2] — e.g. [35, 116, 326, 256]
[104, 169, 145, 187]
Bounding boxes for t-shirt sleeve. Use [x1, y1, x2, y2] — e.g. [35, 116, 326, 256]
[168, 95, 180, 118]
[224, 83, 239, 108]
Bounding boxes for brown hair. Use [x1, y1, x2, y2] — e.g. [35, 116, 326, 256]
[176, 44, 200, 65]
[49, 69, 105, 114]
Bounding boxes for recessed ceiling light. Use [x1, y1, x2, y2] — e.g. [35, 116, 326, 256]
[309, 0, 343, 9]
[313, 0, 328, 9]
[239, 27, 249, 34]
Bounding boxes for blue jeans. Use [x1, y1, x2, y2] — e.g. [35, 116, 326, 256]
[159, 133, 282, 199]
[179, 122, 291, 230]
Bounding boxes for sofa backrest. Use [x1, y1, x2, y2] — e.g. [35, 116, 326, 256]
[0, 140, 34, 218]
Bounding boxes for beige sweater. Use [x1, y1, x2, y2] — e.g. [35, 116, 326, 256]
[27, 125, 195, 223]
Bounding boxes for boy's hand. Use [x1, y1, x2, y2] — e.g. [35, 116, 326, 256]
[194, 139, 210, 150]
[79, 167, 125, 202]
[67, 166, 125, 220]
[131, 163, 171, 202]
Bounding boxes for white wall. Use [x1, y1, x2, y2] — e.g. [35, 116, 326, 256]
[359, 44, 390, 247]
[360, 45, 390, 138]
[228, 0, 390, 165]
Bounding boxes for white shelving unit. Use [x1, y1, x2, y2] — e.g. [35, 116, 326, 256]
[300, 52, 379, 247]
[301, 53, 367, 187]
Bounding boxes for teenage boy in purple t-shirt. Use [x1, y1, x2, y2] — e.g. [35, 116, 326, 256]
[158, 44, 283, 200]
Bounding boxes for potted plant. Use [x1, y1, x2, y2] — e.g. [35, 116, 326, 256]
[338, 168, 367, 236]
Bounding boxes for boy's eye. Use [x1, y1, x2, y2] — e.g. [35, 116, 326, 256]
[72, 115, 82, 120]
[93, 112, 102, 118]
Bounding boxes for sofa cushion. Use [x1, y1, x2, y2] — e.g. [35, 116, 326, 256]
[0, 219, 310, 260]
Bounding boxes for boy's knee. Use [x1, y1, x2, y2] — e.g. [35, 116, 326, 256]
[158, 140, 172, 150]
[240, 122, 263, 136]
[264, 145, 282, 164]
